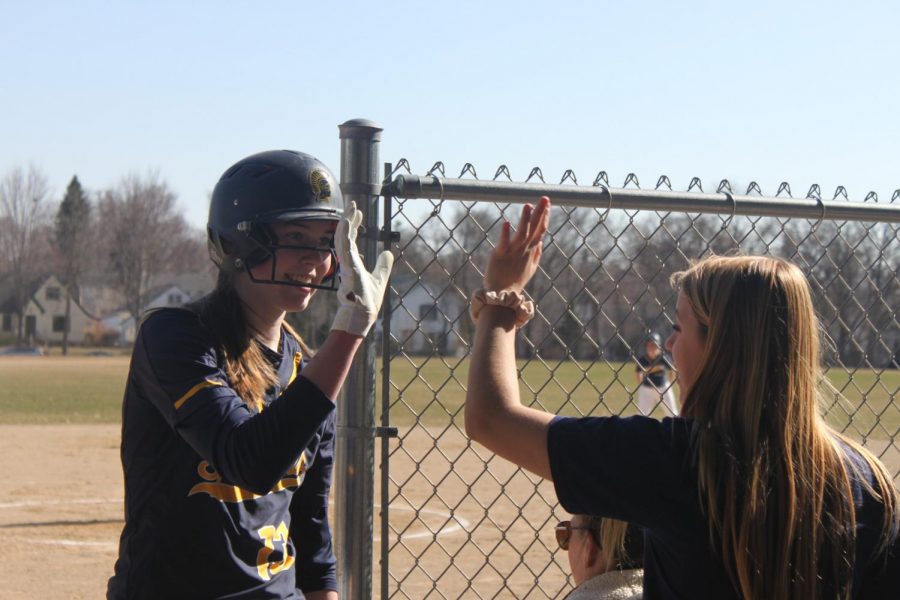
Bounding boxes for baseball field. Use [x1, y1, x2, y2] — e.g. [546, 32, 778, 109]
[0, 355, 897, 599]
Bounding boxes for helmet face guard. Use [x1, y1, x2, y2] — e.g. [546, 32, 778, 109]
[207, 150, 343, 291]
[239, 227, 340, 291]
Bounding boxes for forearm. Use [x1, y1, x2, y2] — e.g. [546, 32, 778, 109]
[465, 305, 553, 479]
[466, 306, 520, 427]
[301, 330, 363, 400]
[304, 590, 338, 600]
[214, 378, 333, 493]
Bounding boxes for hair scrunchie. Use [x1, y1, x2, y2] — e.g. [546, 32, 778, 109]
[470, 289, 535, 329]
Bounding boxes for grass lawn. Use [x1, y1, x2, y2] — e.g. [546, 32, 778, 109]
[0, 356, 130, 423]
[1, 355, 898, 441]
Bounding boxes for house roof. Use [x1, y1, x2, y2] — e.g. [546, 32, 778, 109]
[157, 269, 216, 299]
[0, 272, 97, 319]
[143, 283, 190, 303]
[103, 270, 216, 316]
[0, 273, 51, 313]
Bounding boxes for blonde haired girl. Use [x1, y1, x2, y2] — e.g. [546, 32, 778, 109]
[465, 197, 899, 599]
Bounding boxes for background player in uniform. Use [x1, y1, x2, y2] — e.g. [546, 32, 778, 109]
[108, 150, 393, 599]
[465, 196, 899, 599]
[634, 332, 677, 416]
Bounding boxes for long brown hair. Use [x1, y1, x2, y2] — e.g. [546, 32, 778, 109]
[190, 271, 313, 412]
[672, 255, 898, 600]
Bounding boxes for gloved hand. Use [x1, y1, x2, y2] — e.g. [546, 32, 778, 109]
[331, 201, 394, 337]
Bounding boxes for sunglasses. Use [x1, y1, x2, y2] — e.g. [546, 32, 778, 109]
[554, 520, 599, 551]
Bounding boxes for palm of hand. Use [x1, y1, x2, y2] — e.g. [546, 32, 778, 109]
[484, 197, 550, 293]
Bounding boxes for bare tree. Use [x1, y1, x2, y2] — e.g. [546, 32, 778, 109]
[54, 176, 92, 354]
[98, 172, 196, 328]
[0, 166, 53, 344]
[432, 202, 502, 348]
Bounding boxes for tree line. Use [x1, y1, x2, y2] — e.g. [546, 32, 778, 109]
[391, 200, 900, 369]
[0, 165, 208, 353]
[4, 167, 896, 368]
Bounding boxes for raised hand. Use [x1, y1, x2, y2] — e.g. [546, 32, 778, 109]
[484, 196, 551, 293]
[330, 202, 394, 337]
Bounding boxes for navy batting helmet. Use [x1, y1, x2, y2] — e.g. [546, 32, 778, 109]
[207, 150, 342, 289]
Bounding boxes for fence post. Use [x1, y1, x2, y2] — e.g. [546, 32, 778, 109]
[335, 118, 383, 600]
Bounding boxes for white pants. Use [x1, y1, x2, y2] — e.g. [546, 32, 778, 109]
[637, 384, 678, 416]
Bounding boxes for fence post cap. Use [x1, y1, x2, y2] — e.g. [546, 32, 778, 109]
[339, 118, 383, 140]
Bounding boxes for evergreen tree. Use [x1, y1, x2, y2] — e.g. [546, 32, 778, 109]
[55, 176, 91, 354]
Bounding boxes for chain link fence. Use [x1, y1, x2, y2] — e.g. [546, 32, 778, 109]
[371, 160, 900, 599]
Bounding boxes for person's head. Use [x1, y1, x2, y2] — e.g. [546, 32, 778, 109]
[644, 332, 663, 359]
[195, 150, 341, 410]
[666, 254, 898, 599]
[667, 254, 820, 425]
[555, 516, 643, 586]
[207, 149, 342, 316]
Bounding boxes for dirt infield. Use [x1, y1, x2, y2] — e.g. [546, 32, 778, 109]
[2, 423, 896, 599]
[0, 425, 122, 600]
[0, 425, 571, 599]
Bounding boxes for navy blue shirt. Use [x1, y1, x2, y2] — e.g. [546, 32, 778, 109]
[108, 308, 337, 599]
[548, 415, 900, 600]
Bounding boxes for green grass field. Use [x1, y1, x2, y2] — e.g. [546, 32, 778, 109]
[1, 355, 898, 440]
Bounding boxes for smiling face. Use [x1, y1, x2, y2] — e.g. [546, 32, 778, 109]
[240, 219, 337, 316]
[665, 291, 707, 396]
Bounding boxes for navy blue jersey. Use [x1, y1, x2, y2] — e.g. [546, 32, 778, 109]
[635, 353, 674, 388]
[108, 308, 337, 599]
[548, 415, 900, 600]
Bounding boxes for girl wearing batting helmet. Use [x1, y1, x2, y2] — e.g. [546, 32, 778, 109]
[108, 150, 393, 599]
[464, 197, 898, 599]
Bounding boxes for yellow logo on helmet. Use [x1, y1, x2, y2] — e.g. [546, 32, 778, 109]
[309, 169, 332, 203]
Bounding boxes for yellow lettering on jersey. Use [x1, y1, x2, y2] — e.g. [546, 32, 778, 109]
[188, 454, 309, 502]
[174, 379, 225, 410]
[289, 351, 302, 386]
[278, 452, 308, 489]
[256, 521, 295, 581]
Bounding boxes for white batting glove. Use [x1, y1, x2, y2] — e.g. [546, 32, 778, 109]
[331, 202, 394, 337]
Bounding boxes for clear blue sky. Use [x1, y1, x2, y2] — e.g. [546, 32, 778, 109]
[2, 0, 899, 230]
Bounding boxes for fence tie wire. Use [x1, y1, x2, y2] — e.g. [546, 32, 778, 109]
[430, 175, 446, 217]
[811, 194, 827, 233]
[721, 190, 737, 229]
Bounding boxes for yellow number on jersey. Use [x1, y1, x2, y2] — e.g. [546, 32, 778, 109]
[257, 521, 296, 581]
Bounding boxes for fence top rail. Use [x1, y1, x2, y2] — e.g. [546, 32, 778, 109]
[388, 174, 900, 224]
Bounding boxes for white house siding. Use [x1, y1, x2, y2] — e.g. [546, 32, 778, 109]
[109, 285, 191, 344]
[22, 276, 94, 345]
[388, 280, 465, 356]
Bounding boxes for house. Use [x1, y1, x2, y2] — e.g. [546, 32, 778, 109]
[386, 273, 467, 356]
[0, 274, 95, 345]
[102, 283, 195, 344]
